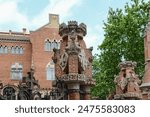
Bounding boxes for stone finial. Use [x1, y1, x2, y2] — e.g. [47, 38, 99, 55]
[59, 21, 87, 37]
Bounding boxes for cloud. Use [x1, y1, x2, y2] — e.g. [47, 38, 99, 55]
[84, 24, 104, 55]
[0, 0, 81, 31]
[0, 0, 101, 54]
[0, 0, 29, 30]
[31, 0, 81, 28]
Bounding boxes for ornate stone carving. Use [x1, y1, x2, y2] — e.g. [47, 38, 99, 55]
[52, 21, 94, 99]
[62, 74, 85, 82]
[114, 61, 142, 99]
[59, 52, 68, 70]
[2, 85, 17, 100]
[78, 50, 89, 70]
[65, 29, 81, 55]
[17, 69, 41, 100]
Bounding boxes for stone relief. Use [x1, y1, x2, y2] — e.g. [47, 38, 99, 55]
[78, 49, 89, 71]
[59, 52, 68, 70]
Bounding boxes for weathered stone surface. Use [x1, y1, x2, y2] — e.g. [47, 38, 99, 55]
[114, 61, 142, 100]
[52, 21, 95, 100]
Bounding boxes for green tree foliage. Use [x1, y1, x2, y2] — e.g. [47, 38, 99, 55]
[91, 0, 150, 99]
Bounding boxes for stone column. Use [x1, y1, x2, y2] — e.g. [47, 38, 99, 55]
[67, 83, 80, 100]
[82, 86, 91, 100]
[140, 7, 150, 99]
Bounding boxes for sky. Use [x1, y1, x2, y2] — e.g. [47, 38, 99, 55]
[0, 0, 148, 54]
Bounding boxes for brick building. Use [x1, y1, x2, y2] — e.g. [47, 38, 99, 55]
[0, 14, 95, 100]
[0, 14, 61, 90]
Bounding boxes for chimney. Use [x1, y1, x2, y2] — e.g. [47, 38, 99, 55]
[22, 28, 26, 34]
[49, 14, 59, 27]
[9, 30, 12, 35]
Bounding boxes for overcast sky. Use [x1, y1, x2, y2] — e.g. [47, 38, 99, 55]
[0, 0, 148, 54]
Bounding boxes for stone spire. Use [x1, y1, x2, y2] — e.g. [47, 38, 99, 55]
[114, 61, 142, 100]
[52, 21, 95, 100]
[140, 6, 150, 99]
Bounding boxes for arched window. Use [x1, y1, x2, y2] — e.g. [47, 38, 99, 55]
[48, 41, 51, 51]
[53, 40, 58, 49]
[58, 41, 61, 49]
[4, 46, 8, 53]
[45, 39, 61, 51]
[11, 46, 15, 54]
[51, 41, 54, 51]
[11, 63, 23, 80]
[45, 39, 52, 51]
[16, 46, 19, 54]
[46, 61, 55, 80]
[20, 47, 23, 54]
[0, 46, 3, 54]
[45, 40, 48, 51]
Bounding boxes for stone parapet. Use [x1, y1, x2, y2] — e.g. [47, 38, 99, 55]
[59, 21, 87, 37]
[119, 61, 136, 70]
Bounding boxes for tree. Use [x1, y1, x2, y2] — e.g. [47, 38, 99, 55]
[91, 0, 150, 99]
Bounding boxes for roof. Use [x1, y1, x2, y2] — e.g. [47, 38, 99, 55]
[0, 31, 30, 42]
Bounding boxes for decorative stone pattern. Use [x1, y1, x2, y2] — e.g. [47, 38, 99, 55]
[114, 61, 142, 100]
[62, 74, 85, 82]
[53, 21, 95, 100]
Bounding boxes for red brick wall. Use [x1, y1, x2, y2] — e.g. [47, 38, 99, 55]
[30, 27, 61, 89]
[0, 41, 31, 85]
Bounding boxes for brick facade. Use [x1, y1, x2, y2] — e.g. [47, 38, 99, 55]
[0, 14, 95, 100]
[0, 14, 61, 89]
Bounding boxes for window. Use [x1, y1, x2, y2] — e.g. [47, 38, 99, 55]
[44, 39, 61, 51]
[4, 46, 8, 53]
[0, 46, 3, 54]
[16, 47, 19, 54]
[46, 61, 55, 80]
[20, 47, 23, 54]
[45, 40, 52, 51]
[53, 40, 58, 49]
[58, 41, 61, 49]
[11, 46, 23, 54]
[0, 46, 8, 54]
[11, 46, 15, 54]
[11, 63, 23, 80]
[51, 41, 54, 51]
